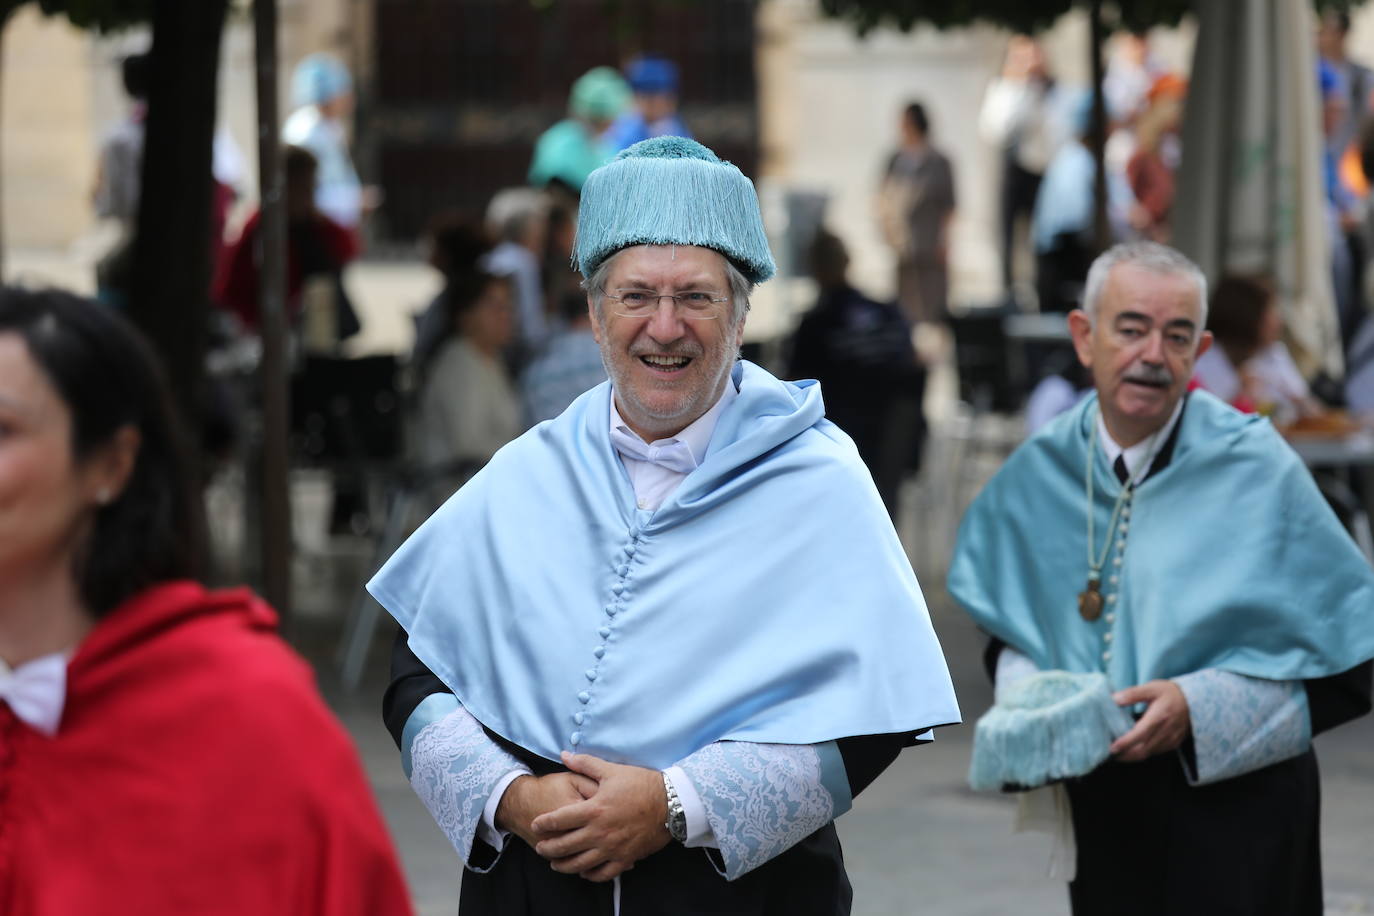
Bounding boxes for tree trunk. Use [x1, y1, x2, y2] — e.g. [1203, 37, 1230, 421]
[254, 0, 292, 618]
[128, 0, 228, 444]
[1089, 0, 1110, 253]
[0, 10, 10, 283]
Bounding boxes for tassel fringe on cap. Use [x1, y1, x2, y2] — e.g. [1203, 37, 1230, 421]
[969, 671, 1134, 792]
[573, 137, 777, 284]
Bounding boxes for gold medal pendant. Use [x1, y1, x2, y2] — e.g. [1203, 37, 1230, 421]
[1078, 578, 1104, 622]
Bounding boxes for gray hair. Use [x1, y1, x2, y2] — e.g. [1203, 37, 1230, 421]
[1081, 241, 1209, 328]
[485, 187, 548, 243]
[581, 247, 754, 326]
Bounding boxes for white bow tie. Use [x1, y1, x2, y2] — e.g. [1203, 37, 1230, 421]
[610, 426, 698, 475]
[0, 653, 67, 736]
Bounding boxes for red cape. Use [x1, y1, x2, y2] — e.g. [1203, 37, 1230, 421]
[0, 582, 412, 915]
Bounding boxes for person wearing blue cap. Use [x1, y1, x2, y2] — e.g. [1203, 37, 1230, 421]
[950, 241, 1374, 915]
[604, 55, 692, 153]
[283, 53, 374, 233]
[371, 136, 960, 914]
[528, 67, 631, 193]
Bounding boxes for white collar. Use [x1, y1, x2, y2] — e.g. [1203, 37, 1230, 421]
[609, 376, 738, 467]
[1096, 395, 1186, 480]
[0, 649, 71, 736]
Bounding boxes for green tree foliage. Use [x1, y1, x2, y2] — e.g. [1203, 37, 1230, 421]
[0, 0, 150, 31]
[819, 0, 1359, 36]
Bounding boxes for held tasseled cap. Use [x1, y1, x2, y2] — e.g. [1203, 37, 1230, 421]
[573, 137, 777, 284]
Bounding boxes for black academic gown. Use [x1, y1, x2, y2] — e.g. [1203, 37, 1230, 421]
[982, 404, 1374, 916]
[384, 634, 913, 916]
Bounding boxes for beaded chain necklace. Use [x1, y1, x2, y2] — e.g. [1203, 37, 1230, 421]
[1078, 412, 1161, 622]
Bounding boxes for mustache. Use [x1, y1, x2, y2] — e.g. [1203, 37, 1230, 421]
[1122, 364, 1174, 386]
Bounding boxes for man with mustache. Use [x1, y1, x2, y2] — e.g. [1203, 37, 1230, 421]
[371, 137, 960, 915]
[949, 241, 1374, 915]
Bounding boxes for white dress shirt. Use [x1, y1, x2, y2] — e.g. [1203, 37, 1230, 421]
[1096, 396, 1185, 481]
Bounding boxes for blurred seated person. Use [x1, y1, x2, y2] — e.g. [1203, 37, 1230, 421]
[486, 188, 553, 364]
[412, 212, 492, 371]
[214, 145, 360, 348]
[1025, 353, 1093, 434]
[521, 289, 607, 425]
[415, 240, 522, 480]
[0, 287, 411, 914]
[788, 228, 924, 515]
[1193, 274, 1323, 423]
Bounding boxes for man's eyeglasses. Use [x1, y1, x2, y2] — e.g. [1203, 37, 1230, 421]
[600, 288, 729, 320]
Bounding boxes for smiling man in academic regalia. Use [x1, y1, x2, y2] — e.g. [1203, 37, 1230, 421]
[950, 241, 1374, 916]
[369, 137, 960, 915]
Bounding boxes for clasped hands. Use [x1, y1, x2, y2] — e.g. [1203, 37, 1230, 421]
[495, 751, 671, 882]
[1109, 679, 1191, 762]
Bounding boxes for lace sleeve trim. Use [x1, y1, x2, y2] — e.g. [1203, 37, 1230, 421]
[409, 705, 530, 871]
[1173, 668, 1310, 786]
[677, 741, 837, 881]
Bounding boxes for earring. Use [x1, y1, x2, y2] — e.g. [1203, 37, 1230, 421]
[96, 488, 112, 505]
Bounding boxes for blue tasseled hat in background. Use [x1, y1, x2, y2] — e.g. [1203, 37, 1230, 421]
[573, 136, 777, 285]
[968, 670, 1134, 792]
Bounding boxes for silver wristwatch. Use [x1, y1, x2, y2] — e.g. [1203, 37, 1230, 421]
[661, 771, 688, 844]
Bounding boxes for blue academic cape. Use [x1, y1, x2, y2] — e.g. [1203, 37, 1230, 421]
[948, 391, 1374, 687]
[370, 361, 960, 769]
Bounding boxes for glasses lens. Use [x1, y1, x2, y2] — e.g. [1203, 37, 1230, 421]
[609, 290, 723, 319]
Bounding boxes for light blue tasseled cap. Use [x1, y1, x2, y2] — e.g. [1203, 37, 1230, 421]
[968, 671, 1134, 792]
[291, 53, 353, 108]
[573, 137, 776, 284]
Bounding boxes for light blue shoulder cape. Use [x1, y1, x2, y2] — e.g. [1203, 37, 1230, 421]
[370, 361, 960, 769]
[948, 391, 1374, 685]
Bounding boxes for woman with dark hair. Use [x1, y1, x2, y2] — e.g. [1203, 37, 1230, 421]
[1194, 274, 1321, 422]
[0, 287, 411, 915]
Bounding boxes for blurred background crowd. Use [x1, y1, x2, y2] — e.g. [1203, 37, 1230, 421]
[3, 0, 1374, 910]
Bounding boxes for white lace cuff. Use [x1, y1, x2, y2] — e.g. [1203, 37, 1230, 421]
[1172, 669, 1310, 786]
[409, 704, 531, 871]
[677, 741, 840, 881]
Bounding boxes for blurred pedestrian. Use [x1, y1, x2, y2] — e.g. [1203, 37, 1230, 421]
[604, 55, 691, 152]
[1031, 91, 1096, 312]
[93, 52, 244, 309]
[214, 145, 360, 347]
[528, 67, 630, 194]
[878, 101, 956, 326]
[0, 286, 412, 915]
[283, 53, 376, 236]
[789, 228, 924, 515]
[1319, 60, 1364, 344]
[1318, 11, 1374, 159]
[1125, 75, 1186, 242]
[980, 35, 1069, 298]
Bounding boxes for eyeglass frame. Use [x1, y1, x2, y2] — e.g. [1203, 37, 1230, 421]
[598, 287, 731, 320]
